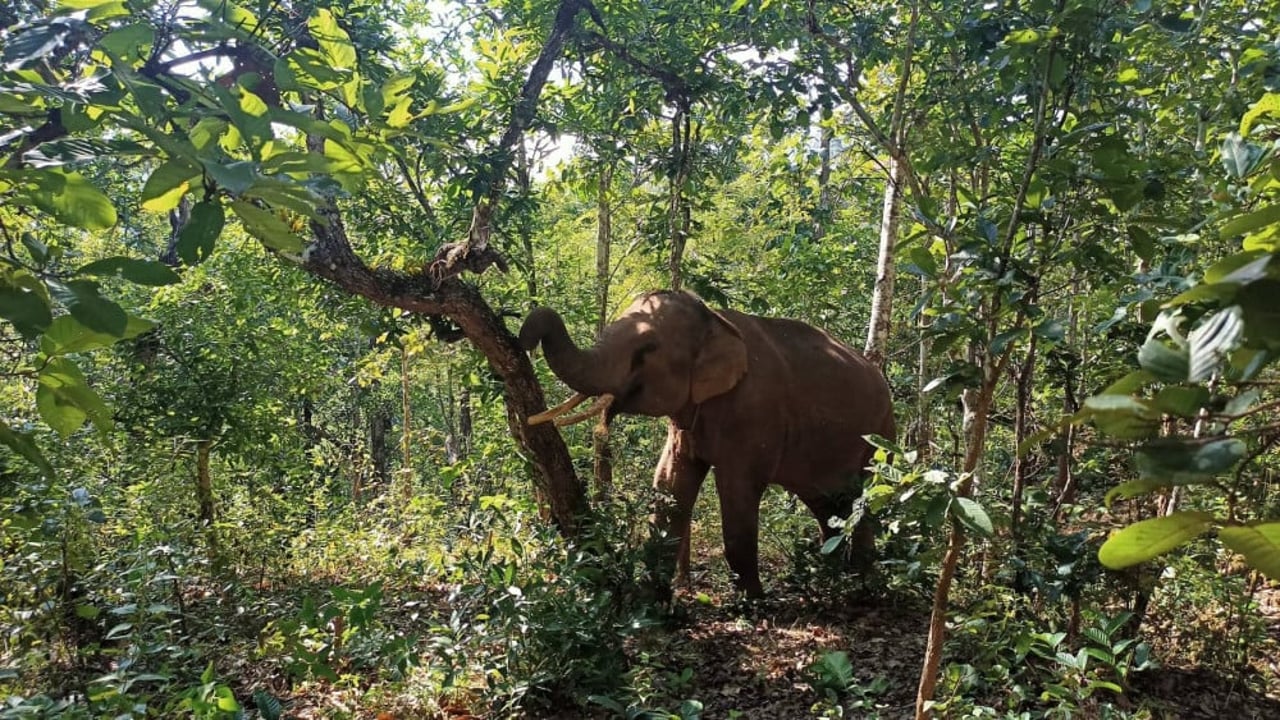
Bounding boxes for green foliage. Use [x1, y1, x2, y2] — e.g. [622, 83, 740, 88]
[1082, 90, 1280, 579]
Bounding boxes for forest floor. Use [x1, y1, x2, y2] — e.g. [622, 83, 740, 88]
[617, 577, 1280, 720]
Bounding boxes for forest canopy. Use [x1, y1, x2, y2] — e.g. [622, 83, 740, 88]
[2, 0, 1280, 717]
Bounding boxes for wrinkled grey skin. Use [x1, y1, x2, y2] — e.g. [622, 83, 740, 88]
[519, 291, 895, 596]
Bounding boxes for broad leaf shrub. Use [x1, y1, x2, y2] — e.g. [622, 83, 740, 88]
[1073, 92, 1280, 579]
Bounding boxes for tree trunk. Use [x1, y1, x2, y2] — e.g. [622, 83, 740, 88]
[194, 439, 220, 563]
[668, 108, 692, 291]
[368, 398, 391, 491]
[161, 196, 190, 267]
[912, 277, 932, 458]
[864, 151, 905, 366]
[399, 345, 414, 502]
[458, 385, 473, 458]
[291, 0, 590, 533]
[1011, 333, 1038, 545]
[915, 362, 996, 719]
[813, 121, 834, 242]
[594, 163, 615, 499]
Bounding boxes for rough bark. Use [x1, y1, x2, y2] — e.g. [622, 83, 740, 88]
[291, 0, 591, 532]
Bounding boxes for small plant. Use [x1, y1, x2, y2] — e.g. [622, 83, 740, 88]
[807, 651, 889, 719]
[588, 694, 705, 720]
[1021, 612, 1156, 715]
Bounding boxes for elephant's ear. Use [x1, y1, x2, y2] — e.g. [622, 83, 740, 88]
[691, 310, 748, 404]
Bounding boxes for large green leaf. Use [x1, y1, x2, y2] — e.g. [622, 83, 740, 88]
[1220, 134, 1264, 179]
[1220, 204, 1280, 240]
[16, 171, 117, 229]
[0, 418, 55, 478]
[1080, 395, 1159, 439]
[310, 9, 357, 72]
[230, 201, 304, 253]
[1219, 524, 1280, 581]
[36, 357, 113, 436]
[1098, 511, 1214, 569]
[78, 257, 181, 287]
[40, 314, 155, 355]
[177, 201, 226, 265]
[47, 280, 127, 336]
[140, 160, 200, 213]
[1151, 385, 1209, 417]
[0, 271, 53, 338]
[1135, 438, 1246, 483]
[950, 497, 994, 538]
[1187, 306, 1243, 381]
[1238, 279, 1280, 350]
[1137, 337, 1188, 382]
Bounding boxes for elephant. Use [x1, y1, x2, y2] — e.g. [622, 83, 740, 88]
[518, 290, 895, 596]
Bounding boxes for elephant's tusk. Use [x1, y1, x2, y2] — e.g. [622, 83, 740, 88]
[553, 393, 614, 427]
[528, 391, 590, 425]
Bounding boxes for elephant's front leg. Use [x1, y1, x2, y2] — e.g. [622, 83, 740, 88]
[714, 469, 767, 597]
[653, 422, 709, 585]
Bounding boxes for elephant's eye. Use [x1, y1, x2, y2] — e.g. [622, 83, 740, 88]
[630, 342, 657, 370]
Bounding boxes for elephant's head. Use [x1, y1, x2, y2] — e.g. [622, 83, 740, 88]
[518, 291, 749, 424]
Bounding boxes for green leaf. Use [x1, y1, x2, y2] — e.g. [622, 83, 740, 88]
[1204, 251, 1271, 285]
[311, 9, 357, 71]
[0, 278, 53, 338]
[0, 417, 55, 478]
[252, 690, 284, 720]
[242, 179, 323, 220]
[1099, 370, 1155, 395]
[203, 160, 258, 196]
[1005, 28, 1042, 44]
[16, 171, 117, 229]
[1135, 438, 1246, 482]
[1098, 511, 1214, 569]
[41, 314, 154, 355]
[140, 160, 200, 213]
[1220, 204, 1280, 239]
[47, 280, 127, 336]
[1240, 93, 1280, 136]
[1238, 279, 1280, 350]
[1104, 478, 1166, 507]
[230, 201, 304, 253]
[1081, 395, 1159, 439]
[1187, 306, 1243, 381]
[37, 357, 113, 436]
[951, 497, 994, 538]
[1151, 385, 1209, 417]
[907, 245, 938, 278]
[1219, 524, 1280, 581]
[1220, 134, 1264, 179]
[1137, 337, 1188, 382]
[177, 201, 225, 265]
[2, 17, 91, 70]
[78, 257, 181, 287]
[99, 23, 153, 62]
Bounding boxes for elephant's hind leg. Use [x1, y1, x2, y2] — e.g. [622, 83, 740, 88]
[653, 423, 709, 585]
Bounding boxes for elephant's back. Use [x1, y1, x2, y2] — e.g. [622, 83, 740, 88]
[727, 311, 895, 478]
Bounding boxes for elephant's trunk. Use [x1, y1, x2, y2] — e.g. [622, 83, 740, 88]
[519, 307, 615, 397]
